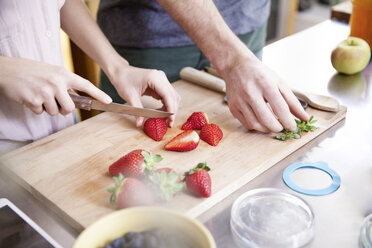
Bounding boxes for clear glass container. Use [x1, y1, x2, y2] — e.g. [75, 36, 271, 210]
[230, 188, 315, 248]
[360, 213, 372, 248]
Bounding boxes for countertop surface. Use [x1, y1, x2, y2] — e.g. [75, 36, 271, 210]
[200, 20, 372, 248]
[1, 20, 371, 248]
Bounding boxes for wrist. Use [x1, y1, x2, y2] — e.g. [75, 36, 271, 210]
[101, 54, 129, 85]
[212, 38, 259, 79]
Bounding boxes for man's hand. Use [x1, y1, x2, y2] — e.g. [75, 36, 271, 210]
[106, 59, 181, 128]
[0, 56, 112, 116]
[222, 56, 309, 133]
[157, 0, 309, 132]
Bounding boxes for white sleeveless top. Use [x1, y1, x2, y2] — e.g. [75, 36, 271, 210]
[0, 0, 74, 148]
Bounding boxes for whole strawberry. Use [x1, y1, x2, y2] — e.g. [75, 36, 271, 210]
[109, 149, 162, 177]
[108, 174, 154, 209]
[184, 162, 211, 198]
[164, 130, 200, 152]
[181, 112, 209, 130]
[200, 123, 223, 146]
[149, 168, 184, 201]
[144, 118, 167, 141]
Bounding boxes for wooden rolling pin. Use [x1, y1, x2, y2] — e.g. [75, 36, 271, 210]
[180, 67, 340, 112]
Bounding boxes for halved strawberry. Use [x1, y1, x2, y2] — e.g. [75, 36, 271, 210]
[144, 118, 167, 141]
[108, 149, 162, 177]
[181, 112, 209, 130]
[149, 168, 185, 201]
[108, 174, 154, 209]
[184, 162, 211, 198]
[200, 123, 223, 146]
[164, 130, 200, 152]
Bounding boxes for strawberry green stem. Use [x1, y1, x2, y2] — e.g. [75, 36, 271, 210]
[149, 170, 184, 201]
[141, 151, 163, 172]
[184, 162, 210, 180]
[107, 173, 125, 206]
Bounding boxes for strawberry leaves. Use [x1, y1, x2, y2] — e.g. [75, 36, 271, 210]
[108, 173, 125, 206]
[148, 169, 184, 201]
[142, 151, 163, 172]
[184, 162, 210, 177]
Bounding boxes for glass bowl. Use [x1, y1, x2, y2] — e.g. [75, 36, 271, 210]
[360, 213, 372, 248]
[230, 188, 315, 248]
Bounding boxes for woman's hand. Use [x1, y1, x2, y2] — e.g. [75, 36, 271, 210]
[106, 59, 181, 127]
[0, 56, 112, 116]
[60, 0, 179, 127]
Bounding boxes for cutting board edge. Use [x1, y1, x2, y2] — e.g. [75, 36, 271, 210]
[0, 161, 85, 232]
[185, 106, 347, 219]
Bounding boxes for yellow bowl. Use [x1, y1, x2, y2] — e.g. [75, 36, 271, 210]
[73, 207, 216, 248]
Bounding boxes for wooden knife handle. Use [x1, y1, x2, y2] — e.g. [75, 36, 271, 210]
[204, 66, 220, 78]
[69, 93, 92, 111]
[180, 67, 226, 93]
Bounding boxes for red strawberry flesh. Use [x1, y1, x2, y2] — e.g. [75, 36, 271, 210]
[164, 130, 200, 152]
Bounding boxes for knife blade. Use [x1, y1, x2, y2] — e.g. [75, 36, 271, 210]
[69, 94, 173, 118]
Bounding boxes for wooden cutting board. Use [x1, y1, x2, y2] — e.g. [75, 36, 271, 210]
[0, 80, 346, 232]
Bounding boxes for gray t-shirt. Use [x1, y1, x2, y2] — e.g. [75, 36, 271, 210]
[97, 0, 271, 48]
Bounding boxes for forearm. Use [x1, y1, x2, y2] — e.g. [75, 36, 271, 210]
[157, 0, 258, 74]
[60, 0, 127, 78]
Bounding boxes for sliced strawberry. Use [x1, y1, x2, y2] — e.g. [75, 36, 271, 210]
[144, 118, 167, 141]
[164, 130, 200, 152]
[149, 168, 185, 201]
[200, 123, 223, 146]
[181, 112, 209, 130]
[109, 149, 162, 177]
[108, 173, 154, 209]
[184, 162, 211, 198]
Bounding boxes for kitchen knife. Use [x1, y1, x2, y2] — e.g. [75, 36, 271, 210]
[69, 94, 173, 118]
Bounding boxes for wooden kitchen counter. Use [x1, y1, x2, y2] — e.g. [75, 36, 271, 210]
[201, 20, 372, 248]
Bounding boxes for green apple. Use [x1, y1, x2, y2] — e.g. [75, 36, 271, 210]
[331, 37, 371, 75]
